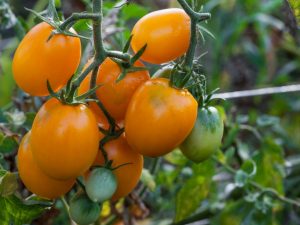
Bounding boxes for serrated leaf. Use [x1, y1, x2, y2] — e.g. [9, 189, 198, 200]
[1, 195, 51, 224]
[175, 159, 215, 222]
[0, 172, 18, 197]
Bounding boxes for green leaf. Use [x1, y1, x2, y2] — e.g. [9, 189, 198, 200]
[0, 136, 18, 154]
[0, 195, 51, 224]
[234, 170, 249, 187]
[252, 138, 285, 194]
[289, 0, 300, 25]
[0, 172, 18, 197]
[175, 159, 215, 222]
[122, 3, 148, 21]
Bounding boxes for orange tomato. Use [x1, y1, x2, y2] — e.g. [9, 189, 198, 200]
[13, 22, 81, 96]
[94, 135, 143, 201]
[125, 78, 198, 157]
[17, 132, 75, 199]
[78, 58, 150, 121]
[30, 98, 99, 180]
[131, 8, 190, 64]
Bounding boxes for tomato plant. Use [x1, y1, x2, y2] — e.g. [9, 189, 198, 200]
[131, 8, 190, 64]
[79, 58, 150, 121]
[180, 106, 224, 163]
[30, 98, 99, 180]
[17, 132, 75, 199]
[12, 22, 81, 96]
[94, 135, 143, 201]
[125, 78, 198, 157]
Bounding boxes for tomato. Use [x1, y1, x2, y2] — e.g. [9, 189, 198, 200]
[86, 168, 117, 202]
[30, 98, 99, 180]
[12, 22, 81, 96]
[131, 8, 190, 64]
[180, 106, 224, 163]
[94, 135, 143, 201]
[17, 132, 75, 199]
[125, 78, 198, 157]
[69, 192, 101, 225]
[152, 65, 173, 79]
[79, 58, 150, 121]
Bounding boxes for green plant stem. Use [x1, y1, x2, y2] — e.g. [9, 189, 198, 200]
[212, 156, 300, 208]
[59, 13, 101, 30]
[107, 51, 131, 61]
[60, 196, 72, 225]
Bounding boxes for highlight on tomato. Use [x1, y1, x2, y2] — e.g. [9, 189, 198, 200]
[131, 8, 191, 64]
[180, 106, 224, 163]
[79, 58, 150, 121]
[17, 132, 75, 200]
[12, 22, 81, 96]
[30, 98, 99, 180]
[125, 78, 198, 157]
[93, 134, 143, 201]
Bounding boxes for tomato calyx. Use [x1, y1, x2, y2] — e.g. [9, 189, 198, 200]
[46, 78, 101, 106]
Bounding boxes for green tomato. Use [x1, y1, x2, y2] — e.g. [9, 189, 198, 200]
[180, 106, 224, 163]
[69, 192, 101, 225]
[152, 65, 173, 79]
[86, 168, 117, 202]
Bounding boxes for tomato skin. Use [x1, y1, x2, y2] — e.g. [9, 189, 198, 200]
[12, 22, 81, 96]
[131, 8, 190, 64]
[30, 98, 99, 180]
[86, 168, 117, 202]
[94, 135, 143, 201]
[79, 58, 150, 121]
[180, 106, 224, 163]
[125, 78, 198, 157]
[69, 192, 101, 225]
[17, 132, 75, 199]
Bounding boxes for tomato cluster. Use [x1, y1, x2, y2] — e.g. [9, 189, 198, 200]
[13, 6, 221, 225]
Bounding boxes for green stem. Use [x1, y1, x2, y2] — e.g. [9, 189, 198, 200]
[107, 51, 131, 61]
[169, 208, 212, 225]
[92, 0, 106, 61]
[212, 156, 300, 208]
[59, 13, 101, 30]
[184, 19, 197, 70]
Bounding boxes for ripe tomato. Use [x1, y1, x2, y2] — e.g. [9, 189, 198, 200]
[17, 132, 75, 199]
[12, 22, 81, 96]
[131, 8, 190, 64]
[69, 192, 101, 225]
[125, 78, 198, 157]
[30, 98, 99, 180]
[180, 106, 224, 163]
[79, 58, 150, 121]
[94, 135, 143, 201]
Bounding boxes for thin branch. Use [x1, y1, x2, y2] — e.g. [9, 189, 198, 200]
[213, 84, 300, 99]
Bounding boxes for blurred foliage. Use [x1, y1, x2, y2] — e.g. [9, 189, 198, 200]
[0, 0, 300, 224]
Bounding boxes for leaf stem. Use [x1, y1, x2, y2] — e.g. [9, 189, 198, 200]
[59, 13, 101, 30]
[212, 156, 300, 208]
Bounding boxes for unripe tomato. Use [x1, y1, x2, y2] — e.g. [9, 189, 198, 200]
[94, 135, 143, 201]
[31, 98, 99, 180]
[17, 132, 75, 199]
[152, 65, 173, 79]
[69, 192, 101, 225]
[79, 58, 150, 121]
[86, 168, 117, 202]
[180, 106, 224, 163]
[12, 22, 81, 96]
[131, 8, 190, 64]
[125, 78, 198, 157]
